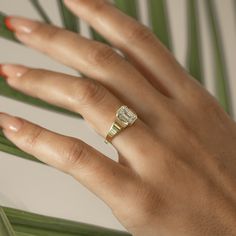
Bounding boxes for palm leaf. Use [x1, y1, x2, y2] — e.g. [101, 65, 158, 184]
[4, 206, 130, 236]
[0, 207, 16, 236]
[57, 0, 79, 33]
[186, 0, 204, 83]
[148, 0, 172, 50]
[29, 0, 52, 24]
[204, 0, 232, 115]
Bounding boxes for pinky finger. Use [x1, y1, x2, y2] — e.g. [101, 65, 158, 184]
[0, 112, 135, 207]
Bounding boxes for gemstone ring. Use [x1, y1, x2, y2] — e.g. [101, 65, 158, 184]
[105, 105, 138, 144]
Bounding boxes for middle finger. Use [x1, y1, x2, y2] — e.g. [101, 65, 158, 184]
[1, 64, 162, 168]
[6, 16, 170, 126]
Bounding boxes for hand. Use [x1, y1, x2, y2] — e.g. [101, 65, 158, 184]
[1, 0, 236, 235]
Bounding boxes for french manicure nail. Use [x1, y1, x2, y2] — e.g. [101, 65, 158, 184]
[1, 64, 28, 79]
[4, 16, 39, 34]
[0, 113, 23, 133]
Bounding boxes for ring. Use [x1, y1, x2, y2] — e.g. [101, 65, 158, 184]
[105, 105, 138, 144]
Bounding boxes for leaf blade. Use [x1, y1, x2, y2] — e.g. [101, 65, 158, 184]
[29, 0, 52, 24]
[204, 0, 233, 115]
[186, 0, 204, 83]
[148, 0, 172, 50]
[4, 207, 131, 236]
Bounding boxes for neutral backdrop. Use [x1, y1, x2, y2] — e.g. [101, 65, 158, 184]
[0, 0, 235, 231]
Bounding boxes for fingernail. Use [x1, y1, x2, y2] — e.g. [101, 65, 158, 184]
[0, 65, 7, 79]
[0, 113, 24, 133]
[4, 17, 15, 31]
[4, 16, 39, 34]
[1, 64, 28, 79]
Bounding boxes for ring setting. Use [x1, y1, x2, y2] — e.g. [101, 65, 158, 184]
[105, 105, 137, 144]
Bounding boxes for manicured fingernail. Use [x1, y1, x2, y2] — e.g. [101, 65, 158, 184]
[1, 64, 28, 79]
[4, 17, 15, 31]
[0, 113, 23, 133]
[4, 16, 39, 34]
[0, 65, 7, 78]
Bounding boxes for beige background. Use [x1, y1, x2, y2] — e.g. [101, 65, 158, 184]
[0, 0, 235, 231]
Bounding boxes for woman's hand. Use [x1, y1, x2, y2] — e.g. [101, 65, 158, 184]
[1, 0, 236, 235]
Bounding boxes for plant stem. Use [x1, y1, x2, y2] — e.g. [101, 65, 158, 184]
[148, 0, 172, 50]
[204, 0, 233, 116]
[29, 0, 52, 24]
[57, 0, 79, 33]
[186, 0, 204, 84]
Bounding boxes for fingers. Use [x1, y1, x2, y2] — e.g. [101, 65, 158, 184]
[1, 64, 159, 164]
[6, 16, 170, 125]
[64, 0, 191, 98]
[0, 112, 135, 206]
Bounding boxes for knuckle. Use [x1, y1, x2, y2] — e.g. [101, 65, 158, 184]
[65, 141, 87, 169]
[191, 89, 225, 118]
[89, 0, 108, 13]
[125, 23, 155, 45]
[87, 43, 119, 66]
[171, 111, 188, 130]
[32, 24, 63, 44]
[24, 126, 45, 148]
[73, 79, 107, 108]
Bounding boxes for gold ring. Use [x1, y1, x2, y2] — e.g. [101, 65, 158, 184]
[105, 105, 138, 144]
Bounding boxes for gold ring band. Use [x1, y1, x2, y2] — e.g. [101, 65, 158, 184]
[105, 105, 137, 144]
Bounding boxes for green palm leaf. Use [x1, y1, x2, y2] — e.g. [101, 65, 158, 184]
[186, 0, 204, 83]
[4, 207, 130, 236]
[205, 0, 232, 115]
[148, 0, 172, 50]
[29, 0, 52, 24]
[0, 207, 16, 236]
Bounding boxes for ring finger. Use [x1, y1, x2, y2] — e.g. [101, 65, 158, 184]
[1, 65, 162, 167]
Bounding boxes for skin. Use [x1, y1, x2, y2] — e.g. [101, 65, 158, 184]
[0, 0, 236, 235]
